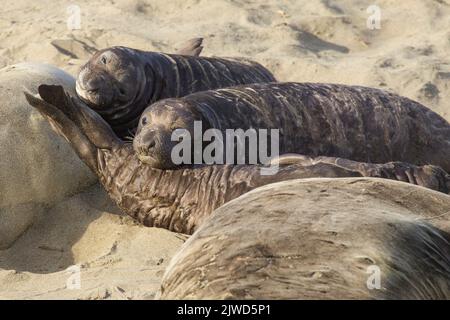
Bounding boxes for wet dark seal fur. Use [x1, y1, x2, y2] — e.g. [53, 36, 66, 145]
[134, 82, 450, 172]
[76, 44, 276, 138]
[24, 85, 450, 234]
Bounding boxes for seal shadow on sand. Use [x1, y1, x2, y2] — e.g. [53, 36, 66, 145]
[0, 184, 123, 274]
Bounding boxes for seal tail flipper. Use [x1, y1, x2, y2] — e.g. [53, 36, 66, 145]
[177, 38, 204, 56]
[316, 157, 450, 194]
[24, 90, 98, 173]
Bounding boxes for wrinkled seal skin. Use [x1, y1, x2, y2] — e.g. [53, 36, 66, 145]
[24, 85, 450, 234]
[159, 178, 450, 299]
[134, 82, 450, 172]
[76, 45, 276, 138]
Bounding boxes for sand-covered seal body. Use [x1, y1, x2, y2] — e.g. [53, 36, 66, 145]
[25, 86, 450, 234]
[159, 178, 450, 299]
[76, 46, 276, 138]
[134, 82, 450, 172]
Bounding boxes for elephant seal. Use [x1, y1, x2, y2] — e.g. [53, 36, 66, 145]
[159, 178, 450, 299]
[133, 82, 450, 172]
[24, 85, 450, 234]
[75, 43, 276, 138]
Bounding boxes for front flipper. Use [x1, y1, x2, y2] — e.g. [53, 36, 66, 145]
[24, 90, 98, 173]
[177, 38, 204, 56]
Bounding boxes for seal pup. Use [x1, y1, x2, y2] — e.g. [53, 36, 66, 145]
[24, 85, 450, 234]
[133, 82, 450, 172]
[75, 43, 276, 138]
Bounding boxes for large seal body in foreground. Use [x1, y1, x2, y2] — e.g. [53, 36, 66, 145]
[24, 86, 450, 234]
[76, 45, 276, 138]
[160, 178, 450, 299]
[134, 82, 450, 172]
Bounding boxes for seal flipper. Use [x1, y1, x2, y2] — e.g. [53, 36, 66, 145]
[177, 38, 204, 56]
[24, 90, 98, 173]
[268, 154, 314, 166]
[38, 85, 122, 150]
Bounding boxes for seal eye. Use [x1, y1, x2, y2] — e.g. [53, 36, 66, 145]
[141, 117, 148, 126]
[101, 56, 107, 64]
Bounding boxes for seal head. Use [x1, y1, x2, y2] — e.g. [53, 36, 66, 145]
[77, 47, 147, 109]
[133, 100, 205, 169]
[75, 40, 276, 139]
[76, 47, 157, 140]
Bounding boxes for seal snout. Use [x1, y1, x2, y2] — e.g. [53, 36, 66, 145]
[84, 79, 101, 94]
[133, 124, 178, 169]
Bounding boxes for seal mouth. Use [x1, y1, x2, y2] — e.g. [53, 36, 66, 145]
[137, 153, 157, 165]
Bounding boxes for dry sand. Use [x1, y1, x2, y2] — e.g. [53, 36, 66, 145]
[1, 0, 450, 299]
[2, 0, 450, 121]
[0, 185, 186, 299]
